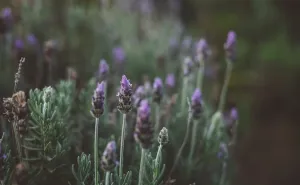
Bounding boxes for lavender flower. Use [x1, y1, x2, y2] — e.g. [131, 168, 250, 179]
[196, 38, 210, 62]
[1, 8, 12, 24]
[112, 46, 125, 63]
[217, 142, 228, 160]
[117, 75, 133, 114]
[181, 36, 193, 51]
[191, 88, 202, 119]
[225, 107, 239, 138]
[224, 31, 237, 61]
[27, 34, 38, 46]
[152, 77, 163, 104]
[99, 59, 109, 80]
[91, 82, 105, 118]
[165, 74, 175, 88]
[133, 86, 146, 108]
[134, 100, 153, 149]
[14, 39, 24, 51]
[183, 57, 193, 76]
[101, 141, 118, 172]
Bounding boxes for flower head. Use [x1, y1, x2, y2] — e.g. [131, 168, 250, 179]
[191, 88, 202, 119]
[196, 38, 210, 62]
[152, 77, 163, 104]
[99, 59, 109, 80]
[158, 127, 169, 146]
[165, 74, 175, 88]
[101, 141, 118, 172]
[217, 142, 228, 160]
[27, 34, 37, 46]
[117, 75, 133, 114]
[14, 39, 24, 50]
[91, 82, 105, 118]
[133, 86, 146, 108]
[224, 31, 237, 61]
[113, 46, 125, 63]
[183, 57, 193, 76]
[135, 100, 153, 149]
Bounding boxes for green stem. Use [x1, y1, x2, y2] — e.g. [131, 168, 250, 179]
[94, 118, 100, 185]
[119, 114, 127, 180]
[104, 81, 108, 122]
[219, 162, 227, 185]
[105, 172, 110, 185]
[188, 120, 199, 162]
[154, 104, 160, 135]
[218, 60, 233, 112]
[138, 148, 147, 185]
[12, 121, 22, 163]
[153, 144, 163, 180]
[181, 77, 188, 113]
[167, 103, 193, 179]
[196, 60, 205, 90]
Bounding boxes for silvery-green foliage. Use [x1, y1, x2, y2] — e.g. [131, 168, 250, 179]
[55, 80, 76, 119]
[0, 133, 13, 185]
[72, 153, 92, 185]
[144, 151, 165, 185]
[24, 86, 70, 175]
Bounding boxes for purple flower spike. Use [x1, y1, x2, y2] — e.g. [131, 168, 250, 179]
[191, 88, 202, 119]
[135, 99, 153, 149]
[91, 81, 105, 118]
[133, 86, 145, 108]
[27, 34, 37, 46]
[153, 77, 163, 104]
[99, 59, 109, 80]
[117, 75, 133, 114]
[135, 86, 145, 97]
[14, 39, 24, 50]
[113, 46, 125, 63]
[192, 88, 201, 104]
[230, 107, 238, 121]
[166, 74, 175, 88]
[153, 77, 163, 90]
[224, 31, 237, 61]
[195, 38, 210, 62]
[101, 140, 118, 172]
[1, 8, 12, 19]
[121, 75, 131, 90]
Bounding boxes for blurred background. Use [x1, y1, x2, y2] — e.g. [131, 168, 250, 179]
[1, 0, 300, 185]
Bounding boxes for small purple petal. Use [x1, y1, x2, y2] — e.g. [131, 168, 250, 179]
[224, 31, 236, 50]
[165, 74, 175, 88]
[230, 108, 238, 121]
[135, 86, 145, 96]
[192, 88, 201, 104]
[113, 47, 125, 63]
[1, 8, 12, 19]
[99, 59, 109, 74]
[153, 77, 163, 89]
[14, 39, 24, 50]
[96, 82, 105, 95]
[138, 100, 151, 119]
[27, 34, 37, 46]
[121, 75, 131, 90]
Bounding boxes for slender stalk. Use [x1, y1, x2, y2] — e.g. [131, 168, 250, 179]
[180, 77, 188, 113]
[187, 120, 199, 162]
[196, 60, 205, 90]
[12, 121, 22, 162]
[167, 101, 193, 179]
[104, 81, 108, 122]
[218, 60, 233, 112]
[105, 172, 110, 185]
[94, 118, 100, 185]
[219, 161, 227, 185]
[154, 104, 160, 135]
[138, 148, 147, 185]
[119, 114, 127, 180]
[153, 144, 163, 180]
